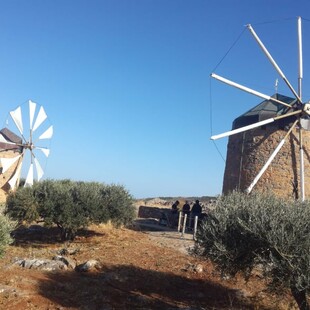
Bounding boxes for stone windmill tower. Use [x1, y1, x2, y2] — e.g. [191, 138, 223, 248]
[0, 128, 23, 202]
[211, 17, 310, 200]
[221, 94, 310, 200]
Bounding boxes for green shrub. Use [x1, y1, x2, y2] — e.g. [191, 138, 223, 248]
[0, 214, 15, 257]
[6, 179, 135, 240]
[195, 191, 310, 310]
[73, 181, 110, 224]
[33, 179, 89, 240]
[6, 186, 40, 223]
[100, 184, 135, 227]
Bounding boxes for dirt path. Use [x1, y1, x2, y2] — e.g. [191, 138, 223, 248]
[134, 218, 195, 255]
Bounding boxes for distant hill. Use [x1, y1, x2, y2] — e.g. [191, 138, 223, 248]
[135, 196, 218, 209]
[140, 196, 217, 203]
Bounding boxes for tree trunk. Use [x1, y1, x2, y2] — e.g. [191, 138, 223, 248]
[291, 286, 309, 310]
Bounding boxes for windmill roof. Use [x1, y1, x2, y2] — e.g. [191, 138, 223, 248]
[0, 127, 22, 152]
[232, 93, 297, 130]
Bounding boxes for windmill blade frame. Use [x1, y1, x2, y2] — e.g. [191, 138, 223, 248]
[0, 100, 53, 190]
[0, 155, 22, 174]
[32, 105, 47, 133]
[29, 100, 36, 130]
[247, 24, 302, 103]
[211, 73, 292, 108]
[246, 119, 299, 193]
[8, 160, 23, 190]
[10, 106, 24, 137]
[211, 17, 308, 200]
[211, 109, 302, 140]
[24, 163, 34, 187]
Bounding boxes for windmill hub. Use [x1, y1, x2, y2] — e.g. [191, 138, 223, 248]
[303, 102, 310, 116]
[26, 143, 34, 150]
[211, 17, 310, 200]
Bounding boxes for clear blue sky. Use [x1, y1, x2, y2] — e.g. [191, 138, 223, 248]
[0, 0, 309, 198]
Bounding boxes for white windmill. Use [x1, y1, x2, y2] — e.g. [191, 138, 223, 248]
[211, 17, 310, 201]
[0, 100, 53, 191]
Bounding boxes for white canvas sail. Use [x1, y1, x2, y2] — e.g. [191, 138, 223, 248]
[37, 147, 50, 157]
[34, 158, 44, 181]
[0, 155, 21, 173]
[29, 100, 37, 130]
[10, 106, 23, 135]
[39, 125, 53, 140]
[8, 161, 22, 190]
[32, 106, 47, 132]
[24, 163, 34, 187]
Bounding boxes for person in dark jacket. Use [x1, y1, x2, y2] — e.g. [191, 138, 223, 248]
[169, 200, 180, 227]
[171, 200, 180, 214]
[182, 201, 191, 216]
[191, 200, 202, 217]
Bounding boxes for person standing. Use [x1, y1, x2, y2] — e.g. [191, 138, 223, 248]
[170, 200, 180, 227]
[191, 200, 202, 218]
[182, 201, 190, 216]
[171, 200, 180, 214]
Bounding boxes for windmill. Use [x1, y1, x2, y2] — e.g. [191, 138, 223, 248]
[211, 17, 310, 201]
[0, 100, 53, 197]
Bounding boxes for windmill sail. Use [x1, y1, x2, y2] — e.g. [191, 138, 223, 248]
[32, 106, 47, 132]
[10, 106, 23, 135]
[34, 158, 44, 181]
[25, 163, 34, 187]
[29, 100, 37, 130]
[212, 17, 308, 199]
[0, 155, 21, 173]
[8, 161, 23, 190]
[39, 125, 53, 140]
[37, 147, 50, 157]
[0, 135, 15, 145]
[0, 101, 53, 193]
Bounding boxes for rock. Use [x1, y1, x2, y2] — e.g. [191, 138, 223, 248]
[12, 258, 25, 267]
[57, 248, 80, 256]
[13, 258, 67, 271]
[0, 284, 17, 295]
[75, 259, 102, 272]
[57, 248, 69, 256]
[52, 255, 76, 269]
[182, 263, 204, 273]
[193, 264, 203, 273]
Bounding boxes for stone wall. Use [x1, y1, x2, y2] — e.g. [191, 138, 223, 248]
[138, 206, 168, 219]
[223, 124, 310, 200]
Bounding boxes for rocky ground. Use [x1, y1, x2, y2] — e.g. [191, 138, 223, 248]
[0, 200, 300, 309]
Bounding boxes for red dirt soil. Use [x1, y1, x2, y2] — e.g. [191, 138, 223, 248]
[0, 222, 299, 309]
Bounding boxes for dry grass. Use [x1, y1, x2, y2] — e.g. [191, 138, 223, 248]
[0, 222, 298, 309]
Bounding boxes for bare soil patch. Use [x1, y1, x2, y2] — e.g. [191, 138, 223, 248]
[0, 221, 297, 309]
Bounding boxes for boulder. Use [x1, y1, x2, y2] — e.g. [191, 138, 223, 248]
[75, 259, 102, 272]
[52, 255, 76, 269]
[13, 258, 67, 271]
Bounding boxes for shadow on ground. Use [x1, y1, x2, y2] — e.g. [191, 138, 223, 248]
[133, 218, 178, 232]
[37, 264, 266, 309]
[11, 225, 105, 246]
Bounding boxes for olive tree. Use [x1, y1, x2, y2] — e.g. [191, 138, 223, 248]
[0, 213, 14, 257]
[6, 179, 135, 241]
[195, 191, 310, 310]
